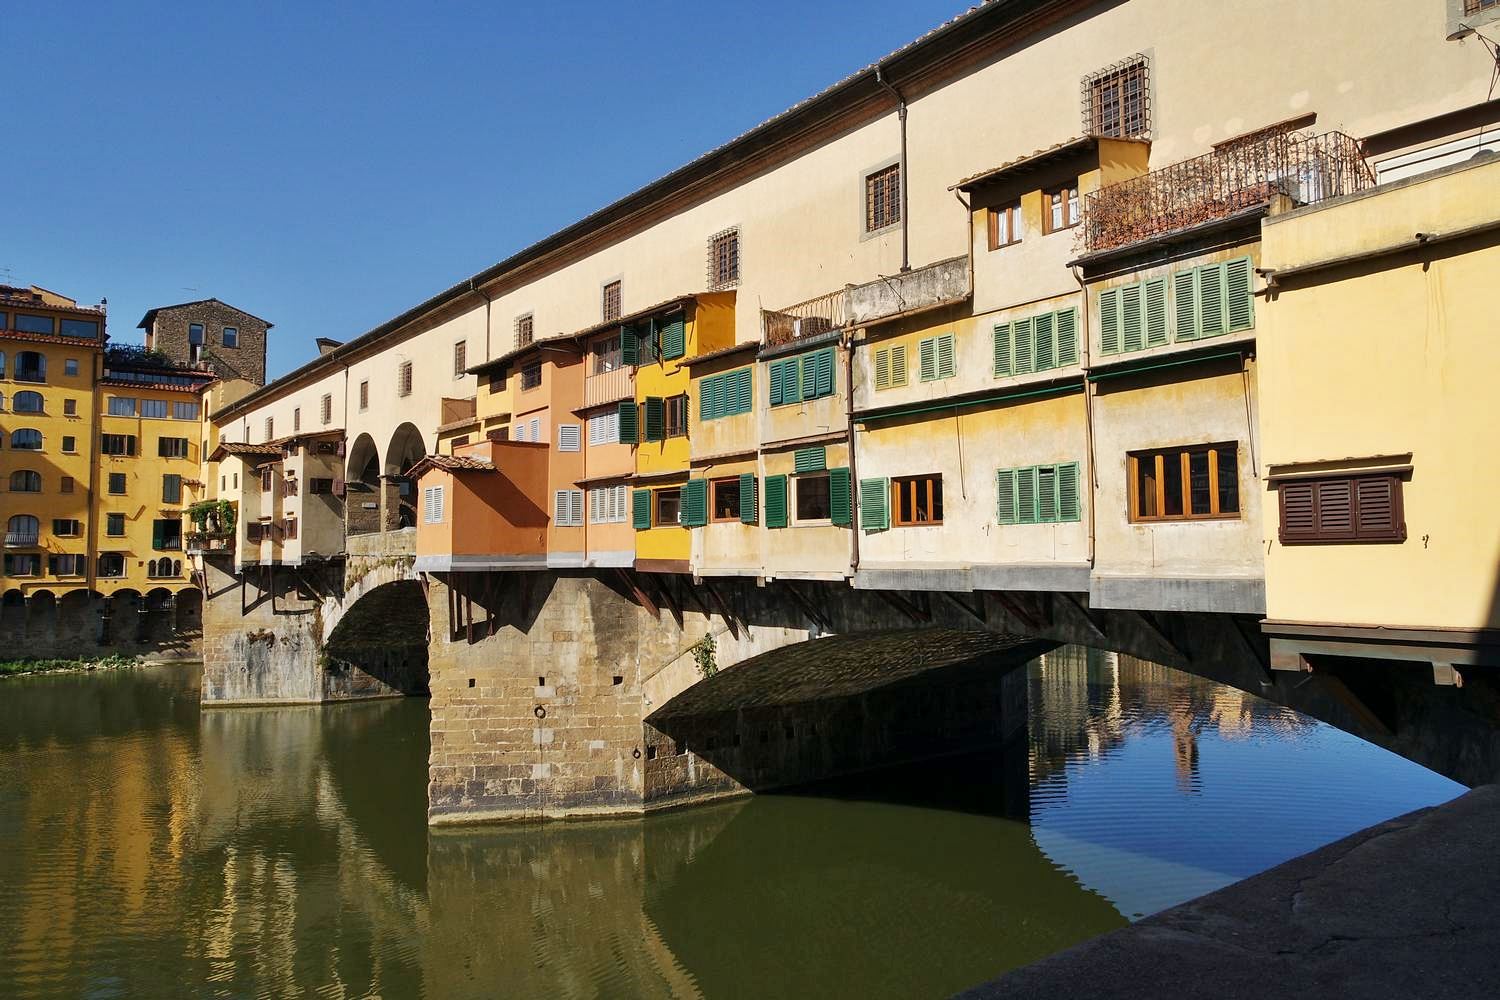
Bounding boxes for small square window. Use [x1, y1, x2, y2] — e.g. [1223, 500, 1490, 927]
[222, 327, 239, 348]
[988, 202, 1024, 249]
[865, 163, 901, 232]
[64, 359, 79, 376]
[793, 473, 831, 524]
[62, 435, 76, 453]
[602, 281, 622, 323]
[521, 362, 542, 391]
[655, 488, 681, 526]
[1043, 183, 1080, 234]
[711, 478, 742, 522]
[64, 398, 77, 416]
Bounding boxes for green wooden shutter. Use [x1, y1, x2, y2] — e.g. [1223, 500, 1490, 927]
[681, 479, 708, 527]
[858, 477, 889, 532]
[643, 397, 664, 441]
[740, 473, 758, 524]
[151, 520, 164, 549]
[768, 359, 784, 405]
[801, 353, 819, 399]
[829, 467, 852, 526]
[889, 344, 907, 386]
[1121, 282, 1144, 352]
[1199, 263, 1227, 337]
[1016, 466, 1038, 524]
[1033, 313, 1055, 372]
[1056, 308, 1079, 367]
[1058, 462, 1081, 522]
[765, 474, 788, 528]
[935, 334, 955, 380]
[732, 369, 752, 414]
[996, 468, 1017, 524]
[645, 318, 661, 359]
[621, 324, 640, 365]
[698, 376, 717, 421]
[794, 447, 826, 473]
[1099, 289, 1120, 354]
[1037, 465, 1059, 523]
[632, 489, 651, 529]
[992, 323, 1012, 377]
[918, 337, 937, 381]
[618, 400, 638, 443]
[816, 348, 835, 397]
[1173, 270, 1198, 341]
[660, 316, 686, 360]
[1143, 278, 1169, 347]
[1226, 256, 1254, 331]
[1013, 318, 1034, 374]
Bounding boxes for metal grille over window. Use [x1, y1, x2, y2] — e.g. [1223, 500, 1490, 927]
[602, 281, 622, 323]
[398, 360, 413, 397]
[1082, 55, 1150, 139]
[515, 314, 534, 348]
[708, 228, 740, 288]
[865, 164, 901, 232]
[453, 341, 467, 377]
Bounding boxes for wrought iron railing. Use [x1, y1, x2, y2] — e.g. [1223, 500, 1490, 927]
[1082, 130, 1374, 254]
[763, 289, 845, 348]
[4, 531, 39, 547]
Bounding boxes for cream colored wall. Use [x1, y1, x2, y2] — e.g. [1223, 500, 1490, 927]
[759, 342, 847, 448]
[1259, 158, 1500, 630]
[761, 442, 852, 581]
[689, 457, 760, 576]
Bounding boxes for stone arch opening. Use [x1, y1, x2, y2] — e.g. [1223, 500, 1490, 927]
[324, 579, 430, 698]
[1, 589, 26, 645]
[143, 587, 176, 645]
[384, 422, 427, 530]
[108, 589, 144, 644]
[57, 590, 94, 652]
[345, 432, 381, 536]
[176, 588, 203, 638]
[25, 590, 57, 652]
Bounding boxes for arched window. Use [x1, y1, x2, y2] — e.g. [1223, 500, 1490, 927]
[9, 429, 42, 450]
[9, 470, 41, 492]
[14, 351, 45, 383]
[12, 391, 43, 413]
[5, 515, 39, 546]
[147, 558, 159, 577]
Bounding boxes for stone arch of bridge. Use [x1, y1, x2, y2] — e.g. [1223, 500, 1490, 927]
[324, 578, 431, 697]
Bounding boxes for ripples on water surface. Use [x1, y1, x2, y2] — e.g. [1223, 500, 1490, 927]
[0, 649, 1463, 999]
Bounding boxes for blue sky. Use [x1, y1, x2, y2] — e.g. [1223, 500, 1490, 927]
[6, 1, 963, 379]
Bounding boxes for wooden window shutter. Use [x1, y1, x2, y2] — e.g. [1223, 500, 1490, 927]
[875, 347, 892, 389]
[1121, 283, 1144, 352]
[1099, 289, 1121, 354]
[632, 489, 652, 529]
[1198, 263, 1227, 337]
[739, 473, 758, 524]
[918, 337, 937, 381]
[992, 324, 1012, 377]
[681, 480, 708, 527]
[801, 353, 819, 399]
[1033, 314, 1055, 372]
[858, 477, 889, 532]
[817, 348, 835, 396]
[778, 358, 802, 404]
[1173, 270, 1199, 341]
[729, 369, 749, 414]
[794, 447, 827, 473]
[1058, 462, 1081, 522]
[703, 374, 722, 421]
[1056, 309, 1079, 367]
[829, 467, 852, 526]
[889, 344, 907, 386]
[1143, 278, 1169, 347]
[935, 334, 955, 380]
[151, 520, 165, 549]
[1013, 318, 1034, 374]
[620, 324, 640, 365]
[768, 359, 785, 405]
[996, 469, 1017, 524]
[643, 397, 664, 441]
[1354, 476, 1405, 541]
[1016, 466, 1039, 524]
[1037, 465, 1060, 523]
[1279, 481, 1318, 542]
[764, 474, 789, 528]
[617, 400, 638, 443]
[1226, 256, 1254, 331]
[1316, 479, 1354, 536]
[660, 316, 686, 360]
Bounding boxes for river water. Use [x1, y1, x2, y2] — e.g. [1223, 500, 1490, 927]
[0, 648, 1462, 999]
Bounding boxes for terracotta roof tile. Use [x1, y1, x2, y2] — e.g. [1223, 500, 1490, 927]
[407, 454, 497, 478]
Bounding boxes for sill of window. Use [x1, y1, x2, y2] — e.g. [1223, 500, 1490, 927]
[894, 522, 945, 528]
[988, 240, 1023, 251]
[1130, 515, 1242, 525]
[860, 221, 902, 244]
[792, 520, 834, 528]
[708, 518, 744, 525]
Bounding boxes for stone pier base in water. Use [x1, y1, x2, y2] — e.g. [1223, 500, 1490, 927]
[958, 784, 1500, 999]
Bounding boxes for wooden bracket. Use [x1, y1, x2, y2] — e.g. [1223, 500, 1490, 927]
[1057, 591, 1108, 643]
[938, 590, 986, 627]
[1228, 615, 1274, 685]
[783, 581, 832, 631]
[702, 579, 740, 639]
[873, 588, 930, 625]
[991, 590, 1043, 633]
[1134, 609, 1186, 662]
[615, 568, 659, 619]
[658, 575, 685, 629]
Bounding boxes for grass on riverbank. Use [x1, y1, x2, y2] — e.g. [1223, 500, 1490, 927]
[0, 654, 139, 677]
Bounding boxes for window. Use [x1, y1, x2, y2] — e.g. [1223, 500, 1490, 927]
[553, 489, 584, 527]
[591, 334, 622, 375]
[711, 478, 742, 521]
[265, 417, 274, 440]
[60, 319, 98, 339]
[588, 409, 620, 445]
[993, 308, 1079, 376]
[108, 472, 127, 495]
[708, 228, 740, 288]
[892, 475, 943, 526]
[163, 474, 183, 504]
[52, 519, 82, 537]
[11, 428, 42, 450]
[699, 368, 753, 420]
[159, 437, 189, 458]
[50, 554, 84, 577]
[148, 558, 182, 578]
[602, 280, 622, 323]
[59, 477, 74, 494]
[768, 348, 835, 406]
[1083, 55, 1149, 139]
[453, 341, 467, 377]
[918, 334, 955, 382]
[793, 473, 831, 524]
[4, 554, 41, 576]
[309, 477, 334, 494]
[359, 380, 369, 411]
[320, 394, 332, 425]
[398, 360, 413, 397]
[873, 344, 908, 391]
[557, 423, 581, 452]
[1044, 183, 1080, 233]
[101, 433, 134, 456]
[655, 488, 682, 526]
[9, 470, 41, 492]
[282, 518, 298, 541]
[1129, 443, 1240, 522]
[106, 514, 125, 537]
[589, 485, 628, 524]
[520, 362, 542, 391]
[188, 323, 204, 345]
[12, 390, 42, 413]
[64, 399, 77, 416]
[865, 163, 901, 232]
[261, 467, 274, 492]
[141, 399, 168, 419]
[293, 407, 301, 432]
[997, 463, 1082, 524]
[108, 396, 137, 416]
[516, 313, 534, 348]
[14, 351, 45, 382]
[173, 401, 199, 420]
[664, 394, 688, 438]
[1278, 475, 1406, 544]
[16, 314, 53, 335]
[5, 515, 40, 546]
[98, 553, 125, 578]
[222, 326, 239, 348]
[152, 518, 182, 550]
[988, 202, 1024, 250]
[423, 485, 445, 524]
[64, 359, 80, 376]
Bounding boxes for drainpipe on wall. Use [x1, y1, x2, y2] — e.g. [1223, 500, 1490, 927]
[875, 66, 911, 274]
[469, 277, 495, 367]
[85, 345, 103, 595]
[843, 327, 861, 577]
[953, 188, 975, 307]
[1071, 264, 1097, 570]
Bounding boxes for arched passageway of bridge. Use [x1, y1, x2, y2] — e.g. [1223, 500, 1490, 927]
[345, 432, 382, 537]
[325, 579, 430, 699]
[383, 422, 427, 531]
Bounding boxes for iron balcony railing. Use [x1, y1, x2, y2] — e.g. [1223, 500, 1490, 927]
[4, 531, 40, 547]
[763, 289, 846, 348]
[1082, 130, 1374, 255]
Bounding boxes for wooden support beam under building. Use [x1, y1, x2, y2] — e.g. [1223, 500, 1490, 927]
[702, 579, 740, 639]
[783, 581, 832, 631]
[615, 568, 658, 619]
[873, 588, 930, 625]
[990, 590, 1043, 632]
[938, 589, 986, 627]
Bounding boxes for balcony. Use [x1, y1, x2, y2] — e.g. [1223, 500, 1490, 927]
[1082, 130, 1374, 256]
[763, 289, 846, 348]
[584, 365, 632, 408]
[845, 255, 970, 327]
[4, 532, 39, 548]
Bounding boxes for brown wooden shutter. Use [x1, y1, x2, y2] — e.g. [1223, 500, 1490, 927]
[1278, 481, 1317, 542]
[1354, 476, 1405, 541]
[1314, 479, 1354, 538]
[1279, 474, 1406, 544]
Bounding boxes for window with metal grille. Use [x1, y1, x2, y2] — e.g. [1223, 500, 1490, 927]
[520, 361, 542, 391]
[1129, 443, 1239, 521]
[1083, 55, 1150, 139]
[515, 313, 534, 348]
[865, 163, 901, 232]
[1278, 475, 1406, 544]
[602, 281, 622, 323]
[265, 417, 274, 440]
[293, 407, 301, 432]
[453, 341, 467, 378]
[708, 228, 740, 288]
[398, 360, 413, 397]
[663, 394, 688, 438]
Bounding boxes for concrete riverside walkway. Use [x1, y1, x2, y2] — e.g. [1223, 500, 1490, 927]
[957, 785, 1500, 999]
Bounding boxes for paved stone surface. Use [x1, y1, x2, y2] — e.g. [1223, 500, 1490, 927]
[956, 785, 1500, 999]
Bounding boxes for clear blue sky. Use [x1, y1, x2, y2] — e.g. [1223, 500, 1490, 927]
[5, 0, 964, 379]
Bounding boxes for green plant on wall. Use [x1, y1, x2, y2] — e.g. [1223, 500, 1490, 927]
[186, 499, 236, 535]
[692, 633, 718, 679]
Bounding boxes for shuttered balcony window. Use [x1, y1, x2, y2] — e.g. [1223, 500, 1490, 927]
[1278, 475, 1406, 544]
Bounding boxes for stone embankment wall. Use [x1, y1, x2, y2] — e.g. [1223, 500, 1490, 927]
[0, 589, 202, 662]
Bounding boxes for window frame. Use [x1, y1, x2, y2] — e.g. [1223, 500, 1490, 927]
[222, 326, 239, 348]
[398, 360, 413, 397]
[987, 201, 1024, 250]
[863, 162, 902, 234]
[106, 514, 126, 537]
[1127, 442, 1241, 523]
[453, 340, 467, 378]
[601, 280, 622, 323]
[591, 333, 622, 375]
[1277, 474, 1407, 545]
[791, 472, 832, 526]
[709, 477, 743, 523]
[663, 394, 689, 438]
[654, 487, 682, 527]
[1043, 182, 1081, 234]
[708, 227, 741, 289]
[1083, 55, 1150, 139]
[520, 361, 542, 391]
[891, 474, 944, 527]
